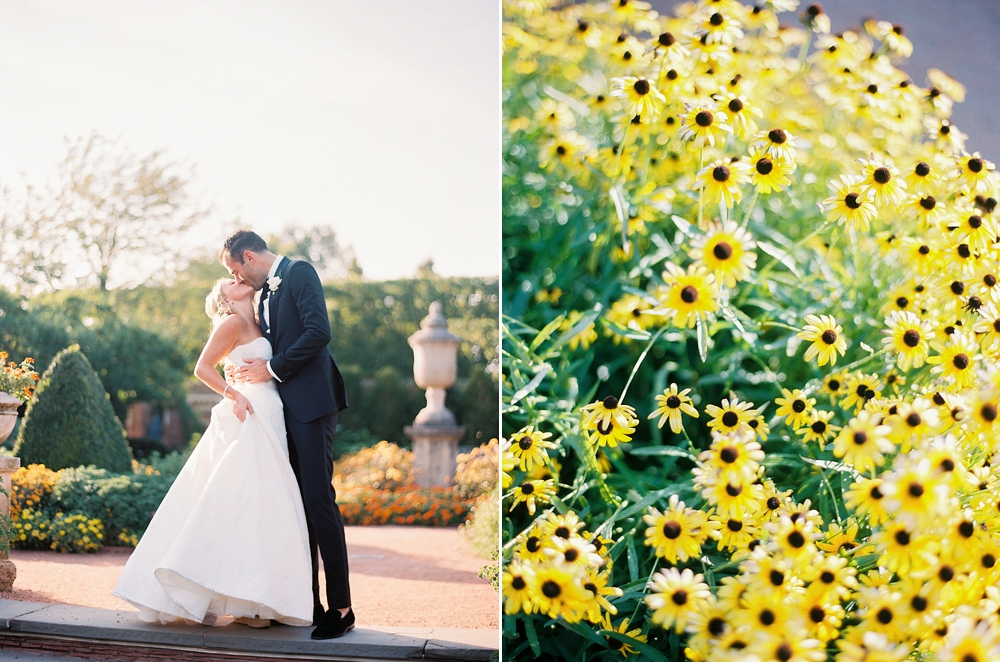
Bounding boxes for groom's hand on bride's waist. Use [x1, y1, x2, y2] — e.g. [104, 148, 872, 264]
[234, 358, 273, 385]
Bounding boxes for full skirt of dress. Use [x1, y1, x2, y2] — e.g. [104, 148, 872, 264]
[112, 360, 312, 626]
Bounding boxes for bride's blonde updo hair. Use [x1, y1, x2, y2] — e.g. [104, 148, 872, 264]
[205, 278, 238, 324]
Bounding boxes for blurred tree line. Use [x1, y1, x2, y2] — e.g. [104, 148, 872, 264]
[0, 133, 498, 451]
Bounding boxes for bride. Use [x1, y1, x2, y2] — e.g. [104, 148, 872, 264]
[112, 277, 313, 627]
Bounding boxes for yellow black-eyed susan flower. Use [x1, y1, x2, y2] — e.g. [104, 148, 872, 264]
[509, 425, 556, 472]
[705, 397, 759, 435]
[774, 388, 816, 430]
[502, 560, 535, 615]
[610, 76, 666, 120]
[823, 174, 877, 232]
[644, 567, 711, 632]
[928, 331, 979, 389]
[648, 382, 699, 433]
[678, 102, 732, 148]
[657, 262, 720, 328]
[832, 411, 894, 474]
[643, 494, 708, 563]
[693, 158, 751, 209]
[797, 314, 848, 366]
[689, 220, 757, 288]
[510, 479, 557, 515]
[883, 310, 933, 370]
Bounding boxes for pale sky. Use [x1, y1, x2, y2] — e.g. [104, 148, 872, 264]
[0, 0, 499, 281]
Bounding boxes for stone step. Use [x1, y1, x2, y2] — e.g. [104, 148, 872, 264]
[0, 600, 497, 662]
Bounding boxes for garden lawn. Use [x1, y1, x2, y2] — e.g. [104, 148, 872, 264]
[0, 525, 497, 630]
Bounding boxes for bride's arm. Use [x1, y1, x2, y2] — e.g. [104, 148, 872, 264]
[194, 316, 255, 422]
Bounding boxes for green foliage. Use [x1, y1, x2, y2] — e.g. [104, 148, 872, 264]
[463, 485, 500, 561]
[51, 465, 176, 546]
[49, 512, 104, 553]
[14, 346, 133, 473]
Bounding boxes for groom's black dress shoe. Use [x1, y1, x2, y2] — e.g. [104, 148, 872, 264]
[311, 607, 355, 640]
[313, 604, 326, 626]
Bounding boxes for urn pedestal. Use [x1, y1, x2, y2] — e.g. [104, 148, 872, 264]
[404, 303, 465, 488]
[0, 393, 20, 592]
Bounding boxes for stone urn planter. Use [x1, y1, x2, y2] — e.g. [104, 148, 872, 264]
[404, 302, 465, 488]
[0, 392, 19, 446]
[0, 392, 21, 591]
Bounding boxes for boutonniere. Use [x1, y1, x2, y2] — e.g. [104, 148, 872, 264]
[267, 275, 282, 293]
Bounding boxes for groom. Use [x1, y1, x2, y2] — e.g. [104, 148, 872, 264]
[220, 229, 354, 639]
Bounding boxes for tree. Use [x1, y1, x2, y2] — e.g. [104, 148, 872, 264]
[52, 132, 211, 290]
[0, 184, 66, 293]
[267, 223, 356, 282]
[14, 345, 133, 472]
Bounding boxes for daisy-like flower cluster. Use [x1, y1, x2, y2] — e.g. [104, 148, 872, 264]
[503, 0, 1000, 658]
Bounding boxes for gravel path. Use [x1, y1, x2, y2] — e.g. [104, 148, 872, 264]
[0, 526, 498, 630]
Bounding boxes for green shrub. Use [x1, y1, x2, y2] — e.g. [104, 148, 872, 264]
[462, 486, 499, 591]
[51, 465, 174, 546]
[14, 345, 132, 472]
[454, 438, 498, 500]
[49, 512, 103, 553]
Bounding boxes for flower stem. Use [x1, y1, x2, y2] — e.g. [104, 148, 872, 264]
[619, 325, 669, 403]
[740, 190, 759, 228]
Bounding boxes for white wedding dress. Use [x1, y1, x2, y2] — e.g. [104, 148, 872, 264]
[112, 337, 313, 626]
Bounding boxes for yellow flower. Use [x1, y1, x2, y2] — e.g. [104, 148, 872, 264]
[509, 479, 556, 515]
[928, 331, 979, 389]
[609, 76, 666, 120]
[823, 174, 877, 232]
[508, 425, 556, 472]
[832, 411, 894, 474]
[797, 314, 848, 366]
[704, 397, 759, 435]
[642, 494, 708, 563]
[774, 388, 816, 430]
[531, 562, 589, 623]
[678, 103, 732, 148]
[957, 151, 995, 192]
[502, 560, 535, 615]
[644, 567, 710, 633]
[656, 262, 719, 328]
[857, 157, 907, 208]
[599, 614, 646, 658]
[648, 383, 699, 433]
[693, 158, 752, 209]
[882, 310, 932, 370]
[749, 128, 797, 162]
[749, 153, 793, 194]
[689, 220, 757, 288]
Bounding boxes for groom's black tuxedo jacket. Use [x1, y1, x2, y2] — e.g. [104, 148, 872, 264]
[258, 257, 348, 423]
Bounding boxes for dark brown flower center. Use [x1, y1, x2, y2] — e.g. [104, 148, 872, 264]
[911, 595, 927, 611]
[895, 530, 910, 545]
[755, 158, 773, 175]
[695, 111, 714, 127]
[852, 431, 868, 445]
[905, 412, 921, 427]
[521, 482, 535, 495]
[951, 281, 965, 295]
[907, 482, 924, 497]
[969, 215, 983, 229]
[844, 193, 862, 209]
[787, 530, 805, 548]
[776, 644, 793, 662]
[603, 395, 619, 409]
[542, 580, 561, 598]
[876, 608, 893, 624]
[953, 353, 970, 370]
[811, 420, 826, 434]
[873, 167, 891, 184]
[712, 241, 734, 260]
[720, 446, 739, 463]
[658, 32, 675, 47]
[821, 329, 838, 344]
[680, 285, 699, 303]
[512, 576, 527, 590]
[983, 404, 998, 422]
[662, 521, 682, 539]
[809, 606, 825, 623]
[713, 165, 731, 182]
[915, 162, 930, 177]
[969, 157, 984, 173]
[759, 609, 776, 625]
[959, 521, 975, 537]
[902, 329, 921, 347]
[517, 436, 533, 450]
[767, 496, 781, 510]
[671, 589, 688, 605]
[722, 411, 739, 428]
[708, 617, 726, 636]
[555, 527, 570, 539]
[727, 519, 743, 532]
[769, 570, 784, 586]
[768, 128, 787, 144]
[633, 79, 650, 95]
[728, 98, 743, 112]
[709, 12, 724, 26]
[725, 481, 743, 496]
[920, 196, 936, 210]
[792, 399, 806, 413]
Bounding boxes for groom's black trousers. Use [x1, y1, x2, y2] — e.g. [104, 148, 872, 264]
[283, 410, 352, 610]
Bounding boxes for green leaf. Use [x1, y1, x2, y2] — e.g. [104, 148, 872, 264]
[601, 630, 669, 662]
[550, 305, 602, 352]
[509, 363, 551, 405]
[524, 616, 541, 657]
[627, 535, 639, 583]
[627, 446, 696, 460]
[529, 314, 566, 353]
[695, 314, 709, 362]
[757, 240, 802, 277]
[602, 317, 652, 341]
[800, 456, 862, 480]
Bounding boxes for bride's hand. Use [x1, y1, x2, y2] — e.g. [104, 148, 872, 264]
[231, 391, 254, 422]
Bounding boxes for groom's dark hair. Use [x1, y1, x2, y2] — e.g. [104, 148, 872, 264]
[221, 230, 269, 264]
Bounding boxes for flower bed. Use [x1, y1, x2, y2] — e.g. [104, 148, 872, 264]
[338, 485, 474, 527]
[502, 0, 1000, 660]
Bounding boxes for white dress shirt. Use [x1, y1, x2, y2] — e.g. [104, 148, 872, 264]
[264, 256, 284, 382]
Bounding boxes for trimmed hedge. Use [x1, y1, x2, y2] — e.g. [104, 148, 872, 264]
[14, 345, 132, 472]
